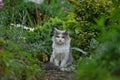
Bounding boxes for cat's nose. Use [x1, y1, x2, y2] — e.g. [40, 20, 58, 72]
[59, 40, 62, 42]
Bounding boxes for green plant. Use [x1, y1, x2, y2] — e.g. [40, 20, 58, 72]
[63, 12, 96, 54]
[0, 51, 44, 80]
[0, 38, 44, 80]
[93, 8, 120, 74]
[1, 0, 44, 27]
[0, 9, 10, 27]
[69, 0, 114, 30]
[40, 0, 73, 18]
[75, 3, 120, 80]
[0, 0, 25, 26]
[75, 55, 118, 80]
[0, 37, 6, 46]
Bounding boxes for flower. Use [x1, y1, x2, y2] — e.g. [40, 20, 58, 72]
[65, 8, 70, 11]
[61, 0, 65, 4]
[0, 0, 4, 8]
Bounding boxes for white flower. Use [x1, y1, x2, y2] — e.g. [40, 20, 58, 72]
[10, 23, 34, 32]
[27, 0, 44, 4]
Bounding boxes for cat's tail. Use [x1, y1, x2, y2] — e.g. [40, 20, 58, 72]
[71, 47, 87, 55]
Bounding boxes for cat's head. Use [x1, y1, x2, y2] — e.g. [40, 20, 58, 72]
[53, 28, 70, 45]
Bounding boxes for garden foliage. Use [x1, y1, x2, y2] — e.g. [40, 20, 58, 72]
[0, 0, 120, 80]
[75, 8, 120, 80]
[0, 38, 44, 80]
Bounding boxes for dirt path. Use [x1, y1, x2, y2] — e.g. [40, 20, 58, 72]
[44, 70, 73, 80]
[42, 62, 74, 80]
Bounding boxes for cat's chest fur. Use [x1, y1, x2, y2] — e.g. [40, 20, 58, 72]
[52, 43, 70, 54]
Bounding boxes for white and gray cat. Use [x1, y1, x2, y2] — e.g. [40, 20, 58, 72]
[50, 28, 73, 71]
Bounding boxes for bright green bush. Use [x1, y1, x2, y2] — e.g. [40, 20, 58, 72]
[94, 8, 120, 74]
[69, 0, 114, 29]
[0, 9, 10, 27]
[75, 6, 120, 80]
[0, 37, 6, 48]
[0, 38, 44, 80]
[0, 0, 44, 26]
[40, 0, 73, 18]
[0, 50, 44, 80]
[0, 0, 25, 26]
[2, 0, 73, 27]
[75, 55, 119, 80]
[63, 12, 96, 53]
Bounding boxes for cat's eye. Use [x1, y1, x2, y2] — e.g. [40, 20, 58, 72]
[56, 36, 60, 38]
[62, 36, 65, 38]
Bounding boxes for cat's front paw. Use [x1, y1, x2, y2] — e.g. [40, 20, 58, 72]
[50, 57, 54, 63]
[60, 67, 65, 71]
[50, 59, 53, 63]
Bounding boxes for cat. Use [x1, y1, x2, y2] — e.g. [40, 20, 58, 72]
[50, 28, 73, 71]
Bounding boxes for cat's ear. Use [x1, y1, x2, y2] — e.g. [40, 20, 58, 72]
[54, 28, 58, 32]
[63, 30, 69, 35]
[54, 28, 57, 31]
[54, 28, 59, 34]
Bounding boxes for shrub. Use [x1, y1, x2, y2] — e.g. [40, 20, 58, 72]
[0, 8, 10, 27]
[40, 0, 73, 18]
[0, 0, 47, 27]
[5, 0, 73, 26]
[63, 11, 96, 53]
[0, 0, 25, 26]
[0, 38, 44, 80]
[69, 0, 114, 30]
[75, 6, 120, 80]
[75, 55, 118, 80]
[93, 8, 120, 74]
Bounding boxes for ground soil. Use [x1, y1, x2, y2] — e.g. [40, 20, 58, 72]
[44, 70, 73, 80]
[42, 62, 74, 80]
